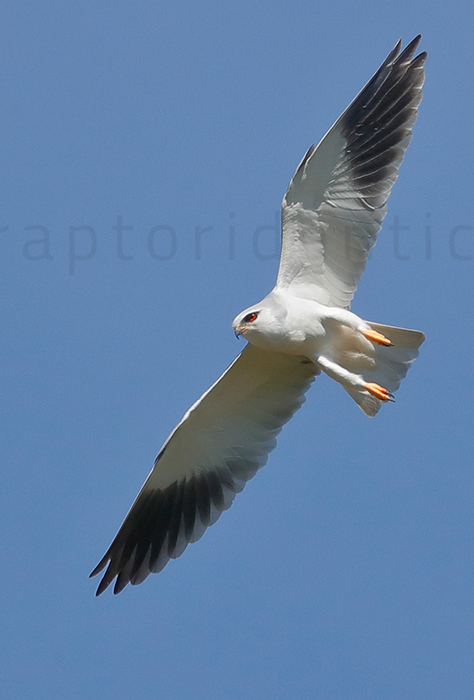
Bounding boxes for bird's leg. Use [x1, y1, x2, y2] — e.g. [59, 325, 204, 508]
[362, 329, 393, 347]
[315, 355, 361, 387]
[323, 310, 392, 346]
[315, 355, 394, 402]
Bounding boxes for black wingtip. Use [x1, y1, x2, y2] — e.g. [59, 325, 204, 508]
[392, 38, 403, 54]
[95, 577, 110, 597]
[89, 555, 107, 579]
[397, 35, 423, 65]
[384, 35, 423, 72]
[90, 556, 114, 596]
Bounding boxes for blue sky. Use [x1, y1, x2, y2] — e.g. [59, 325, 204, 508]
[1, 2, 473, 698]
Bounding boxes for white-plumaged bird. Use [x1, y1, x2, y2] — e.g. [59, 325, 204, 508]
[91, 36, 426, 595]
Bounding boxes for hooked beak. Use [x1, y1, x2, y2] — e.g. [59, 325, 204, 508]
[233, 325, 247, 338]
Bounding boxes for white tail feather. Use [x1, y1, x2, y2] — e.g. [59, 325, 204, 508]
[345, 322, 425, 416]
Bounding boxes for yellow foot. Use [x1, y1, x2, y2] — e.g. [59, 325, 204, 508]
[365, 382, 395, 402]
[363, 329, 393, 346]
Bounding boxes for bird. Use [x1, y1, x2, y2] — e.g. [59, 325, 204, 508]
[91, 36, 427, 595]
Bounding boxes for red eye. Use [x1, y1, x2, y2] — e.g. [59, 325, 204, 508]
[243, 312, 258, 323]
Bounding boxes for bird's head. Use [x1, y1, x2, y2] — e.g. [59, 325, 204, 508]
[232, 308, 263, 339]
[232, 296, 287, 350]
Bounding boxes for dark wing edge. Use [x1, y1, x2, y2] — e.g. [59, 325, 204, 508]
[90, 346, 318, 595]
[336, 34, 427, 210]
[279, 36, 426, 309]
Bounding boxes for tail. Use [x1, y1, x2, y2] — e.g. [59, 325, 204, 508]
[345, 322, 426, 417]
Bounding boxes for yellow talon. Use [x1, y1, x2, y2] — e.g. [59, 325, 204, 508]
[365, 382, 395, 402]
[363, 329, 393, 346]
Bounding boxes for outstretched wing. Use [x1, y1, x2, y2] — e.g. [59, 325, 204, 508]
[277, 36, 426, 309]
[90, 344, 318, 595]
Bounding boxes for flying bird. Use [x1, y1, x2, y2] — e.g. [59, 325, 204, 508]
[91, 36, 427, 595]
